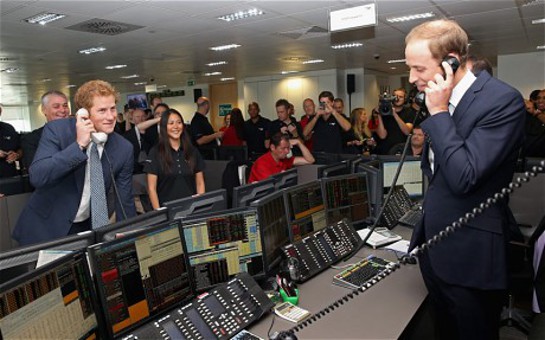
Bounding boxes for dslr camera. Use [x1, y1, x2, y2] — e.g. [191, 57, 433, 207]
[378, 92, 398, 116]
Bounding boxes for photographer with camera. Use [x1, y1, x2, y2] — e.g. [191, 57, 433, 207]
[303, 90, 351, 154]
[371, 87, 416, 155]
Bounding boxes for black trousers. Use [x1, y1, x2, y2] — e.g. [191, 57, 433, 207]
[419, 252, 506, 340]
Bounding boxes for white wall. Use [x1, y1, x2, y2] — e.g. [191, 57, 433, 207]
[497, 51, 545, 98]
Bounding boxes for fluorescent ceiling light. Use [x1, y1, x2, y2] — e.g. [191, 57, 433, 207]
[281, 70, 299, 75]
[105, 64, 127, 70]
[204, 72, 222, 76]
[134, 82, 147, 86]
[1, 67, 19, 73]
[210, 44, 241, 51]
[157, 85, 168, 89]
[42, 78, 52, 82]
[532, 18, 545, 24]
[79, 47, 106, 55]
[331, 42, 363, 49]
[537, 45, 545, 50]
[302, 59, 324, 64]
[218, 8, 264, 22]
[386, 12, 435, 23]
[221, 77, 235, 81]
[206, 61, 227, 67]
[390, 67, 397, 70]
[66, 84, 76, 88]
[24, 12, 66, 25]
[387, 59, 406, 64]
[121, 74, 139, 79]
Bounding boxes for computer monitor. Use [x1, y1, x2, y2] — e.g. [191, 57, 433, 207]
[0, 251, 99, 339]
[355, 160, 381, 218]
[180, 208, 264, 291]
[271, 167, 298, 190]
[350, 155, 375, 173]
[317, 161, 350, 179]
[0, 231, 95, 284]
[88, 221, 192, 339]
[232, 178, 276, 208]
[283, 180, 326, 242]
[321, 173, 370, 227]
[94, 209, 169, 242]
[251, 190, 290, 274]
[379, 156, 424, 199]
[163, 189, 227, 221]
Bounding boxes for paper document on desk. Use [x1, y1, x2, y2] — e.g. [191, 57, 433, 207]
[357, 228, 402, 249]
[384, 239, 410, 255]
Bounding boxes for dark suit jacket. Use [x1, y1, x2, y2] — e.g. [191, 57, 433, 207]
[13, 119, 136, 246]
[123, 127, 147, 174]
[409, 71, 525, 290]
[21, 126, 44, 171]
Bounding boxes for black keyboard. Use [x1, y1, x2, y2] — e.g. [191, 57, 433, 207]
[398, 209, 422, 228]
[332, 256, 391, 289]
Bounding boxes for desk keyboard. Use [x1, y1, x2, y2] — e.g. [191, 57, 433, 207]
[397, 209, 422, 228]
[332, 256, 392, 290]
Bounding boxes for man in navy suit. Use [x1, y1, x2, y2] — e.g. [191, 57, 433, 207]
[406, 20, 525, 339]
[13, 80, 136, 246]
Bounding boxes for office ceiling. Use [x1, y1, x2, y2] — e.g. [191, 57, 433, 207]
[0, 0, 544, 106]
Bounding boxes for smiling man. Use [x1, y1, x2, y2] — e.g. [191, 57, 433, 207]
[21, 90, 70, 170]
[13, 80, 136, 246]
[405, 19, 525, 339]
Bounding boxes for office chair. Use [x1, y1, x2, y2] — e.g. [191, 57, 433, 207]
[501, 215, 545, 333]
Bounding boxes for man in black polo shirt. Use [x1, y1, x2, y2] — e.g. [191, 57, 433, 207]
[243, 101, 270, 159]
[190, 96, 223, 159]
[373, 87, 416, 155]
[303, 91, 351, 154]
[0, 104, 21, 179]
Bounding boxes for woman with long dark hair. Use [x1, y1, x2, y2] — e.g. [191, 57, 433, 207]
[221, 108, 246, 146]
[144, 109, 205, 209]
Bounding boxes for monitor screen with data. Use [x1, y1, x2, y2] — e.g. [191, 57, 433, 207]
[321, 173, 370, 226]
[283, 180, 326, 242]
[381, 158, 424, 199]
[88, 221, 192, 338]
[0, 251, 98, 340]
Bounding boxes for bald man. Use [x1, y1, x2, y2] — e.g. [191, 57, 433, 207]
[190, 96, 223, 159]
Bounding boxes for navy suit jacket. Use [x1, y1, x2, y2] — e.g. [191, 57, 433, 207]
[409, 71, 525, 290]
[13, 118, 136, 246]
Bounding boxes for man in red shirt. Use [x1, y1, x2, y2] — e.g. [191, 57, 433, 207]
[248, 132, 314, 183]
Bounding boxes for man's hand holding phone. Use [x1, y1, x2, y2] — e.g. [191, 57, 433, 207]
[425, 60, 455, 116]
[76, 108, 95, 150]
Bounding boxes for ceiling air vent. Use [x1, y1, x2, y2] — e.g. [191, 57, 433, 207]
[66, 19, 144, 36]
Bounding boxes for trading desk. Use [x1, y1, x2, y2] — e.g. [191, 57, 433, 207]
[249, 226, 428, 339]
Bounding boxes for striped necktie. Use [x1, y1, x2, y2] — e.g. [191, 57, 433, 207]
[90, 142, 109, 229]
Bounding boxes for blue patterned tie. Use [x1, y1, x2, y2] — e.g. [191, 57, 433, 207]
[90, 142, 109, 229]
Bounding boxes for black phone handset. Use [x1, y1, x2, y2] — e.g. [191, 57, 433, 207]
[414, 56, 461, 109]
[273, 160, 545, 340]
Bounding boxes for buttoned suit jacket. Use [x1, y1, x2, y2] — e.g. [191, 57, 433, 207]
[13, 118, 136, 246]
[408, 71, 525, 290]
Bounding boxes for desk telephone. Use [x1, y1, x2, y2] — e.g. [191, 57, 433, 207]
[273, 161, 545, 340]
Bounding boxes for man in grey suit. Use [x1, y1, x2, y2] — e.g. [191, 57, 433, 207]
[13, 80, 136, 246]
[406, 19, 525, 339]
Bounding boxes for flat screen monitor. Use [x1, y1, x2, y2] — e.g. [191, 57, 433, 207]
[94, 209, 169, 242]
[163, 189, 227, 221]
[0, 251, 99, 339]
[0, 231, 95, 285]
[317, 161, 350, 179]
[355, 160, 381, 218]
[232, 178, 275, 208]
[251, 191, 290, 274]
[271, 167, 298, 190]
[283, 180, 326, 242]
[379, 156, 424, 199]
[321, 173, 370, 227]
[180, 208, 264, 291]
[88, 221, 192, 339]
[350, 155, 375, 173]
[127, 93, 148, 109]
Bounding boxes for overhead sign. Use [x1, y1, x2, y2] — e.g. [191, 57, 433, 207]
[329, 3, 377, 32]
[145, 84, 157, 93]
[187, 80, 195, 86]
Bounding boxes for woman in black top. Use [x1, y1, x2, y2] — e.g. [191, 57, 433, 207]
[145, 109, 205, 209]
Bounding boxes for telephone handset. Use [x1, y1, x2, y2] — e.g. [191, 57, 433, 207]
[76, 108, 108, 144]
[414, 56, 461, 108]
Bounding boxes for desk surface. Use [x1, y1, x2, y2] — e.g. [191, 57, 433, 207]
[249, 226, 427, 339]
